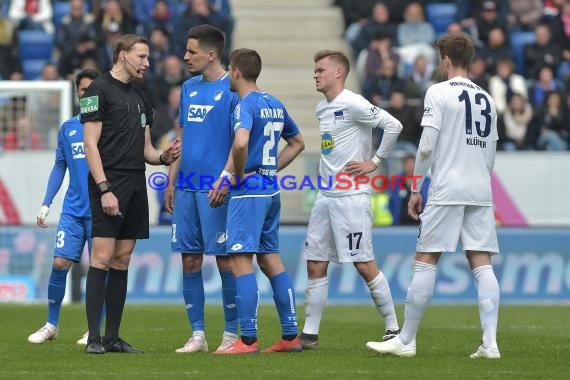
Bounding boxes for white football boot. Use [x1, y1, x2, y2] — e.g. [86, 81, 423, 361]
[366, 335, 416, 357]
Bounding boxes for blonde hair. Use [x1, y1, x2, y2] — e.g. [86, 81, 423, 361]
[314, 50, 350, 78]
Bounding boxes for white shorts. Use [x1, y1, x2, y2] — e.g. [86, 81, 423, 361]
[303, 193, 374, 263]
[416, 204, 499, 255]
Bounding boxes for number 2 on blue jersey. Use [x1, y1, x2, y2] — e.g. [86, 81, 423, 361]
[262, 121, 283, 165]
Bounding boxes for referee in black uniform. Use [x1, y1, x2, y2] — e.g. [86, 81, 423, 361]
[81, 34, 181, 354]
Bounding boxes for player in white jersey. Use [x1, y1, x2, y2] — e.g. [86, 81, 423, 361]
[366, 33, 501, 359]
[300, 50, 402, 349]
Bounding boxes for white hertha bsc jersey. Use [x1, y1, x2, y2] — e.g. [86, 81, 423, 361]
[421, 76, 498, 206]
[316, 89, 399, 196]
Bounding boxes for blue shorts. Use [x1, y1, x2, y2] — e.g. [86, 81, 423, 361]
[171, 190, 228, 255]
[54, 213, 92, 262]
[227, 193, 280, 254]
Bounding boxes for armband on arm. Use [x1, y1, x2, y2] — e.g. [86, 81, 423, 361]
[97, 181, 112, 195]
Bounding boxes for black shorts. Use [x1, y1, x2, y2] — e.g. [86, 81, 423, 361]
[89, 170, 149, 239]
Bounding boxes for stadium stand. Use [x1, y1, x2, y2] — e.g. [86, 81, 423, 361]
[22, 58, 49, 80]
[18, 30, 53, 60]
[509, 30, 537, 75]
[425, 2, 458, 37]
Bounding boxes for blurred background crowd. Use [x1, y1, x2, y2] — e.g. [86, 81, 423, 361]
[338, 0, 570, 153]
[2, 0, 570, 153]
[0, 0, 234, 150]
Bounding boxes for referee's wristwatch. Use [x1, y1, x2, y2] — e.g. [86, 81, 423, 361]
[98, 181, 112, 195]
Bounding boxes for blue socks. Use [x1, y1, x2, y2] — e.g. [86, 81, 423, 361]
[270, 271, 298, 338]
[183, 271, 205, 332]
[235, 273, 259, 339]
[220, 271, 238, 334]
[47, 267, 69, 326]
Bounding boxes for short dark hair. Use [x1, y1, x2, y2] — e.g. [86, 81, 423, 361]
[187, 24, 225, 57]
[113, 34, 148, 64]
[436, 33, 474, 69]
[75, 69, 100, 87]
[314, 50, 350, 78]
[229, 48, 262, 82]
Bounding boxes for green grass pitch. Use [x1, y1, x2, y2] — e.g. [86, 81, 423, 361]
[1, 304, 568, 379]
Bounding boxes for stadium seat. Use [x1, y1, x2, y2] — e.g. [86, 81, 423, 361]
[510, 31, 536, 75]
[425, 3, 458, 34]
[53, 2, 71, 28]
[18, 31, 54, 61]
[22, 59, 49, 80]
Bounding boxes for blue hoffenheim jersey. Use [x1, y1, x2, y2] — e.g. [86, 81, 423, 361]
[231, 91, 300, 196]
[51, 115, 90, 218]
[178, 73, 238, 190]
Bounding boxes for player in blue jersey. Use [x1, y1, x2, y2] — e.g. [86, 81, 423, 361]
[215, 48, 305, 354]
[28, 69, 101, 345]
[164, 24, 240, 353]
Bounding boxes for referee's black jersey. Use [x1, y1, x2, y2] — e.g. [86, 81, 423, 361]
[80, 72, 154, 171]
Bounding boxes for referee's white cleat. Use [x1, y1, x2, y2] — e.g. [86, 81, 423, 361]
[175, 332, 208, 353]
[28, 324, 58, 344]
[76, 331, 89, 345]
[469, 343, 501, 359]
[366, 335, 416, 357]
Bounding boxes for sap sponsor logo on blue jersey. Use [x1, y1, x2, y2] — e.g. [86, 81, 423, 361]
[71, 142, 86, 159]
[187, 104, 214, 122]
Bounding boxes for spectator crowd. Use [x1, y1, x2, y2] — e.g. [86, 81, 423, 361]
[335, 0, 570, 152]
[0, 0, 234, 149]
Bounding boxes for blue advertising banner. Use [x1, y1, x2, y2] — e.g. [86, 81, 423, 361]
[0, 227, 569, 303]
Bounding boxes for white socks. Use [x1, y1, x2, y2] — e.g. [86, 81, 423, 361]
[302, 277, 328, 335]
[367, 272, 399, 332]
[473, 265, 500, 348]
[399, 260, 437, 345]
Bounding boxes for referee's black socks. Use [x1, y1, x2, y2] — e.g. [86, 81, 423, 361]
[104, 268, 129, 342]
[86, 266, 108, 340]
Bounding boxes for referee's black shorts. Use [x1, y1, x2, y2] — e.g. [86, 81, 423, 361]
[89, 170, 149, 239]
